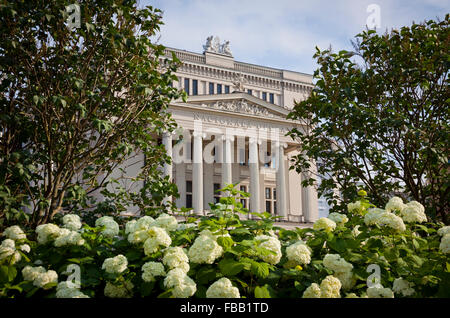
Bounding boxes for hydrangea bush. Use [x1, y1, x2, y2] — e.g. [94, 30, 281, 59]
[0, 186, 449, 298]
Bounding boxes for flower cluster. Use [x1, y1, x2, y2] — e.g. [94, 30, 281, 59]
[0, 239, 22, 264]
[3, 225, 27, 241]
[206, 278, 240, 298]
[313, 217, 336, 232]
[285, 240, 311, 266]
[152, 213, 178, 232]
[141, 261, 166, 282]
[303, 275, 341, 298]
[163, 268, 197, 298]
[188, 232, 223, 264]
[327, 213, 349, 226]
[102, 255, 128, 275]
[54, 228, 85, 247]
[143, 226, 172, 256]
[366, 286, 394, 298]
[36, 224, 61, 244]
[62, 214, 82, 231]
[323, 254, 355, 290]
[55, 281, 89, 298]
[347, 201, 364, 214]
[95, 216, 119, 239]
[22, 265, 58, 289]
[392, 278, 415, 297]
[364, 208, 406, 232]
[163, 246, 190, 273]
[254, 234, 282, 265]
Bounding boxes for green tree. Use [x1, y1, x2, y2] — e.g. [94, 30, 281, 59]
[0, 0, 184, 229]
[287, 16, 449, 223]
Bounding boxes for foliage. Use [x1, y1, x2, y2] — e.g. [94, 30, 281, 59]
[0, 185, 448, 298]
[0, 0, 185, 230]
[287, 16, 449, 223]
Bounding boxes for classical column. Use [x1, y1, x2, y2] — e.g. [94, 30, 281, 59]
[221, 135, 234, 189]
[162, 132, 173, 205]
[193, 131, 204, 214]
[249, 137, 260, 213]
[276, 142, 287, 219]
[302, 160, 319, 223]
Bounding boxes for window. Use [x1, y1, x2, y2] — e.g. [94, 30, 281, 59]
[214, 183, 221, 204]
[247, 89, 252, 96]
[217, 84, 222, 94]
[209, 82, 214, 95]
[265, 186, 277, 215]
[186, 181, 193, 208]
[239, 147, 246, 166]
[239, 185, 248, 209]
[262, 92, 267, 101]
[225, 85, 230, 94]
[269, 93, 274, 104]
[184, 78, 190, 95]
[192, 79, 198, 95]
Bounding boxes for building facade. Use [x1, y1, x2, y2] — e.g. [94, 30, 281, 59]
[157, 37, 319, 223]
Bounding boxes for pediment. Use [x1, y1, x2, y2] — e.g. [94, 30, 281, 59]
[184, 93, 290, 119]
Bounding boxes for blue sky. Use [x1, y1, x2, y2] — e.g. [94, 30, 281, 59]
[143, 0, 449, 75]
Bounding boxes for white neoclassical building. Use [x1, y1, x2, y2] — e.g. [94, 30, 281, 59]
[157, 37, 319, 223]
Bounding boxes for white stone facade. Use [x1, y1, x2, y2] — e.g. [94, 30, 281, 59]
[155, 40, 319, 223]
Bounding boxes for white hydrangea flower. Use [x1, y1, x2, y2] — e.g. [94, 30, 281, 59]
[164, 268, 197, 298]
[153, 213, 178, 232]
[126, 216, 156, 244]
[254, 234, 282, 265]
[347, 201, 364, 214]
[286, 241, 311, 265]
[206, 278, 240, 298]
[313, 217, 336, 232]
[104, 281, 134, 298]
[188, 234, 223, 264]
[323, 254, 353, 273]
[302, 283, 321, 298]
[334, 270, 356, 290]
[95, 216, 119, 239]
[367, 286, 394, 298]
[345, 293, 359, 298]
[143, 226, 172, 256]
[385, 196, 406, 213]
[19, 244, 31, 253]
[319, 275, 342, 298]
[3, 225, 26, 241]
[364, 208, 385, 226]
[33, 270, 58, 289]
[54, 229, 85, 247]
[351, 225, 361, 237]
[439, 234, 450, 254]
[327, 213, 349, 226]
[437, 226, 450, 237]
[393, 278, 415, 297]
[22, 266, 46, 281]
[36, 224, 61, 244]
[56, 281, 89, 298]
[378, 212, 406, 232]
[163, 246, 189, 271]
[400, 201, 427, 223]
[0, 239, 21, 263]
[62, 214, 82, 231]
[141, 261, 166, 282]
[102, 254, 128, 274]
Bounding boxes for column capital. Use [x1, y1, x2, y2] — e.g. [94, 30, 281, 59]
[193, 131, 206, 139]
[249, 137, 262, 145]
[221, 134, 235, 142]
[275, 141, 288, 149]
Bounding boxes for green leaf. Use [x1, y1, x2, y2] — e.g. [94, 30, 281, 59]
[250, 261, 270, 279]
[217, 236, 234, 251]
[254, 284, 275, 298]
[218, 258, 245, 276]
